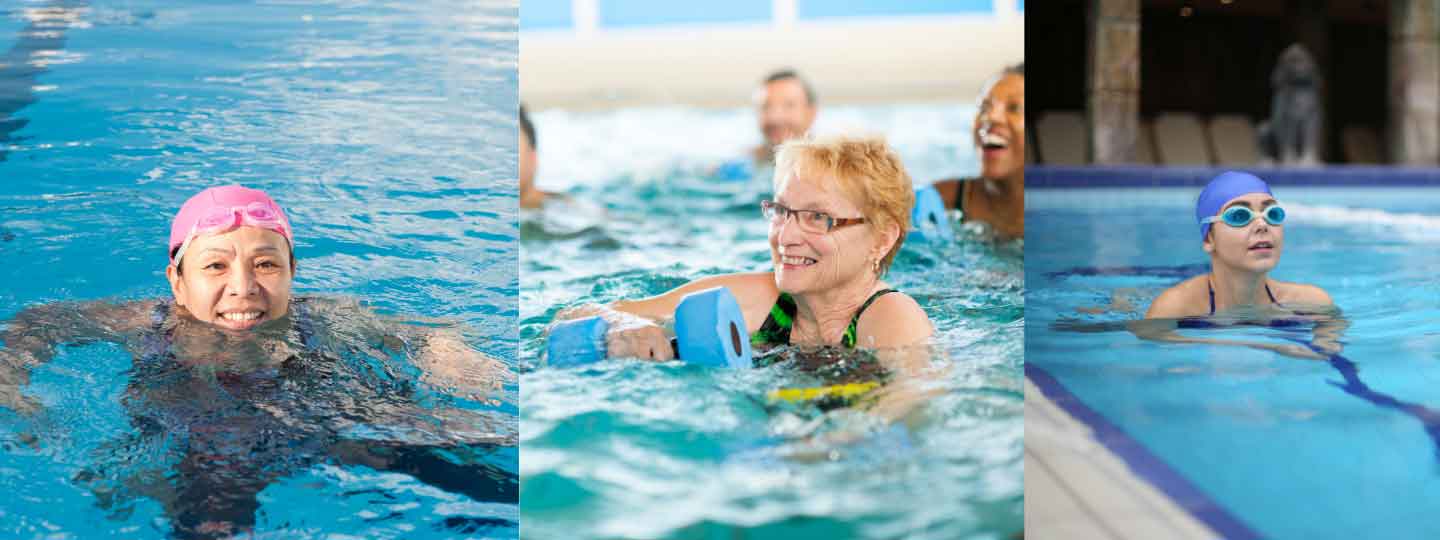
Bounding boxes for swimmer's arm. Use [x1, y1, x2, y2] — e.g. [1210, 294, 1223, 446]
[1128, 319, 1328, 361]
[1293, 285, 1342, 354]
[564, 272, 778, 333]
[0, 300, 150, 414]
[302, 296, 512, 403]
[0, 300, 152, 365]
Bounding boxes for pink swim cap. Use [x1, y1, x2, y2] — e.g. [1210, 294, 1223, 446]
[168, 185, 293, 264]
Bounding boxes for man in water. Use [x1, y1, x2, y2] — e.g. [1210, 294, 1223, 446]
[751, 69, 819, 166]
[520, 104, 554, 209]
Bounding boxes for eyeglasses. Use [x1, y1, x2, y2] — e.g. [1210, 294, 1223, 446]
[172, 202, 290, 265]
[760, 200, 866, 234]
[1202, 205, 1286, 228]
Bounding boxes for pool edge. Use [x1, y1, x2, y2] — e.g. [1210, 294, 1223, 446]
[1024, 363, 1263, 540]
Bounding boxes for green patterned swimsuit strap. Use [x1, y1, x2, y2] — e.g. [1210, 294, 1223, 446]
[751, 292, 797, 347]
[843, 289, 899, 348]
[752, 289, 900, 349]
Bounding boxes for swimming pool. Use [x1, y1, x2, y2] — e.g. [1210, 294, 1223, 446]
[0, 1, 517, 538]
[1027, 175, 1440, 539]
[519, 104, 1022, 539]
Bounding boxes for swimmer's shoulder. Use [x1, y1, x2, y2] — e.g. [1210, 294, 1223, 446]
[1145, 275, 1210, 319]
[855, 288, 932, 348]
[1271, 280, 1333, 306]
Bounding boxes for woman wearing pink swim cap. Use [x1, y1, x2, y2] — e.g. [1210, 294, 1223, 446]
[165, 185, 298, 331]
[0, 184, 513, 537]
[3, 184, 507, 406]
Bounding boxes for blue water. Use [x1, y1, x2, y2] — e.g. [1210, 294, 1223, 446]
[1027, 186, 1440, 540]
[520, 105, 1022, 539]
[0, 1, 518, 538]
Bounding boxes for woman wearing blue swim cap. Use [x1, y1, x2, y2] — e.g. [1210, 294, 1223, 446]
[1147, 171, 1332, 318]
[1137, 172, 1340, 358]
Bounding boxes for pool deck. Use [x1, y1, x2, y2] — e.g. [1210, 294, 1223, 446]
[1024, 378, 1221, 540]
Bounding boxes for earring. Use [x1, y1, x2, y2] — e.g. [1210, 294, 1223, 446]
[872, 258, 881, 273]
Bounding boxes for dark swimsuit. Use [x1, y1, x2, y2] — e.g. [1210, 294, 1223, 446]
[751, 289, 899, 348]
[1179, 279, 1310, 330]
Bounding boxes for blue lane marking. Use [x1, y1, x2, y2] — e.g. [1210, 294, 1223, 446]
[1286, 338, 1440, 464]
[1026, 363, 1264, 540]
[1045, 263, 1209, 280]
[1031, 165, 1440, 187]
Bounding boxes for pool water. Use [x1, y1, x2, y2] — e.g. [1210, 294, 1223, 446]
[1027, 186, 1440, 540]
[520, 104, 1022, 539]
[0, 1, 518, 538]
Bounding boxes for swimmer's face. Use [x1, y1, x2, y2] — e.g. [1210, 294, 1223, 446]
[520, 131, 536, 193]
[1203, 193, 1283, 274]
[769, 172, 890, 296]
[974, 73, 1025, 180]
[756, 78, 816, 148]
[166, 226, 294, 331]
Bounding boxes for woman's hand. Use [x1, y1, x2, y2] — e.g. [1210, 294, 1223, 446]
[604, 316, 674, 361]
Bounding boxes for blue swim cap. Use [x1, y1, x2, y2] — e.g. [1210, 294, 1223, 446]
[1195, 171, 1273, 241]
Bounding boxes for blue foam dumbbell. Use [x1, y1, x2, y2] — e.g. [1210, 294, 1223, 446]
[908, 185, 954, 242]
[545, 287, 754, 368]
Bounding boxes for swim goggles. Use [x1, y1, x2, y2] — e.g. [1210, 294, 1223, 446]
[1201, 205, 1286, 228]
[761, 200, 866, 234]
[170, 201, 291, 265]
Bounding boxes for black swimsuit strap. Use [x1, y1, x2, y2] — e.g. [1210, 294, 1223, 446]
[1207, 277, 1281, 315]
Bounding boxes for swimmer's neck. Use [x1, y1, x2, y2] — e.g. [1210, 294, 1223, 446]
[1208, 265, 1273, 310]
[786, 274, 882, 346]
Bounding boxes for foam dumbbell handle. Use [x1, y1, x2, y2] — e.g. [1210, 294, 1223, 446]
[545, 316, 610, 368]
[673, 287, 754, 369]
[908, 185, 954, 242]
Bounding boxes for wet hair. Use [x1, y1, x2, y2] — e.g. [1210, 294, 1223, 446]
[762, 69, 817, 106]
[773, 135, 913, 274]
[519, 103, 536, 151]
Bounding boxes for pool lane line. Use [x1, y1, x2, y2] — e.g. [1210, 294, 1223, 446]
[1024, 363, 1264, 540]
[1045, 264, 1210, 280]
[1282, 338, 1440, 464]
[1029, 165, 1440, 187]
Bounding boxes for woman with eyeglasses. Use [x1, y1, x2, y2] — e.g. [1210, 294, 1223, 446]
[1134, 171, 1339, 358]
[553, 135, 933, 361]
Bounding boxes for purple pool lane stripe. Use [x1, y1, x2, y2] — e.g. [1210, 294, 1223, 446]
[1025, 363, 1263, 540]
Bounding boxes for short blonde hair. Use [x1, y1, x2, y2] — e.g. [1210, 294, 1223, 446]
[773, 134, 913, 273]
